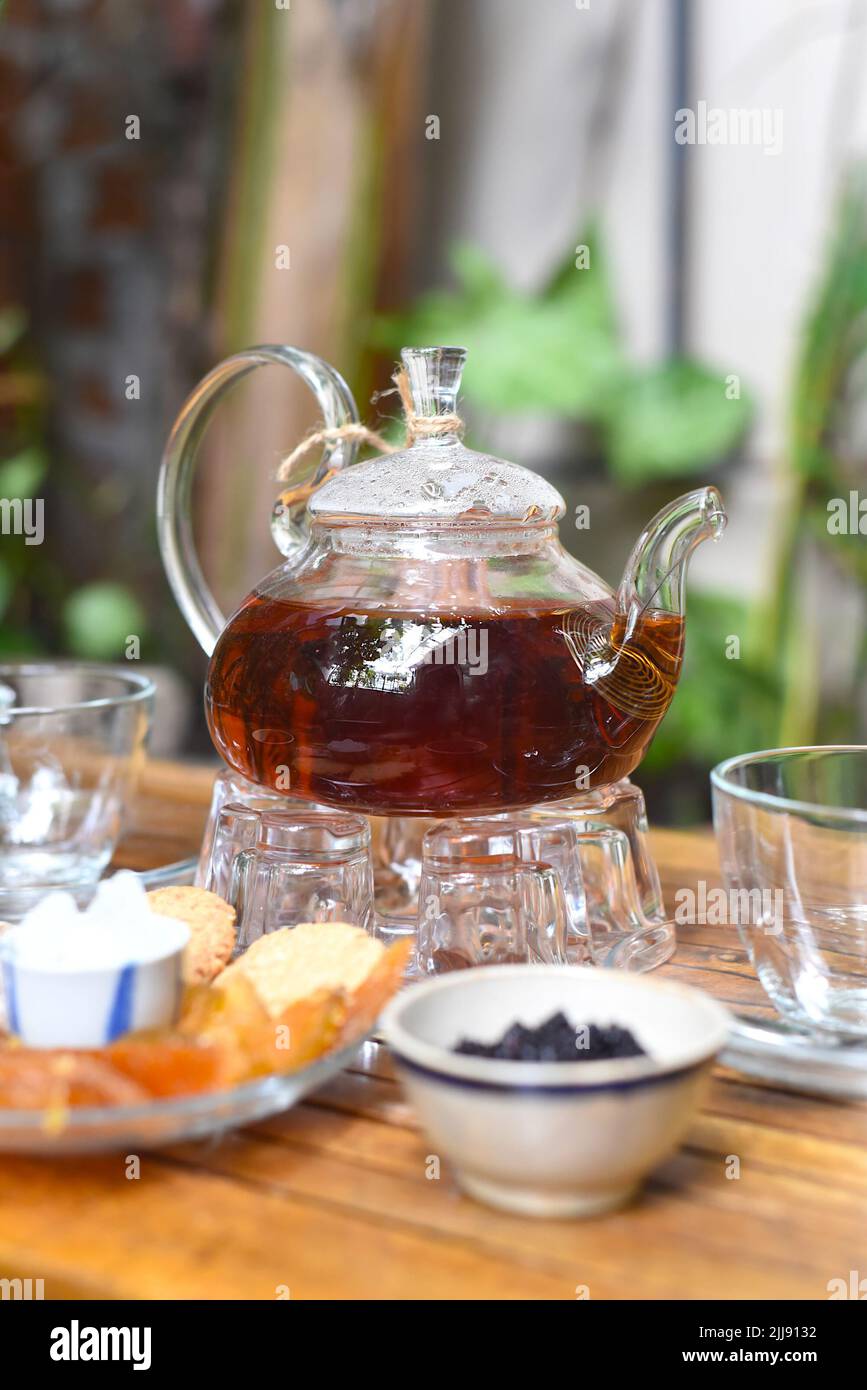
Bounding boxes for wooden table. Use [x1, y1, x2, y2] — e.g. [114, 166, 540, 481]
[0, 760, 864, 1300]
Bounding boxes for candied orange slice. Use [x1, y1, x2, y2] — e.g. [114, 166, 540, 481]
[0, 1038, 222, 1109]
[100, 1038, 228, 1098]
[179, 970, 267, 1040]
[60, 1054, 152, 1106]
[266, 988, 346, 1074]
[181, 972, 350, 1080]
[336, 938, 412, 1048]
[178, 971, 275, 1082]
[0, 1047, 149, 1110]
[0, 1050, 68, 1110]
[184, 936, 410, 1077]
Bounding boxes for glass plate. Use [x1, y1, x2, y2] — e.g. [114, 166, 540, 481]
[133, 857, 197, 889]
[722, 1013, 867, 1100]
[0, 1039, 363, 1155]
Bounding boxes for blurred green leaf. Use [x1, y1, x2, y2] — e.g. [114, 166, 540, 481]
[791, 167, 867, 467]
[373, 234, 626, 418]
[62, 583, 148, 661]
[0, 447, 47, 500]
[0, 627, 43, 656]
[762, 160, 867, 750]
[448, 242, 509, 307]
[0, 557, 11, 619]
[373, 235, 751, 482]
[805, 501, 867, 583]
[0, 306, 26, 357]
[603, 361, 752, 484]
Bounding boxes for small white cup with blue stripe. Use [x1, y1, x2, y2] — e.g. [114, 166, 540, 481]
[0, 872, 190, 1049]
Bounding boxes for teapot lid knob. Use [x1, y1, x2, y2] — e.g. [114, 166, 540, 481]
[308, 344, 566, 524]
[400, 346, 466, 428]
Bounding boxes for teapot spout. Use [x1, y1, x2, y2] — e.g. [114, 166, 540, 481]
[563, 486, 726, 726]
[617, 486, 726, 628]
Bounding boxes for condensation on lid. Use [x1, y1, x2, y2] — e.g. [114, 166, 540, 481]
[308, 440, 566, 523]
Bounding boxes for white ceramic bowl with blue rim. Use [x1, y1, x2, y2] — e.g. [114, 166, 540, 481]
[0, 914, 190, 1049]
[381, 964, 731, 1218]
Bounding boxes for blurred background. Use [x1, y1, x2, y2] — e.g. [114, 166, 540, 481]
[1, 0, 866, 822]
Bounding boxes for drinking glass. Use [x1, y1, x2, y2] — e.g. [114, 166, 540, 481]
[372, 813, 437, 937]
[531, 779, 664, 923]
[196, 767, 330, 895]
[470, 811, 674, 972]
[416, 820, 569, 973]
[0, 663, 154, 919]
[712, 746, 867, 1037]
[228, 810, 375, 948]
[566, 824, 674, 970]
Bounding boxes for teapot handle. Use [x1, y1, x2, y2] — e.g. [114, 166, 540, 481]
[157, 345, 359, 656]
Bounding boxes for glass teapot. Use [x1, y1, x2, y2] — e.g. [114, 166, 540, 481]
[158, 345, 725, 817]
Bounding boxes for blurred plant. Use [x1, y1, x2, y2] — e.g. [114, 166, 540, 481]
[0, 309, 148, 661]
[374, 232, 764, 816]
[766, 161, 867, 745]
[373, 196, 867, 809]
[373, 231, 753, 484]
[0, 307, 48, 655]
[648, 162, 867, 812]
[62, 583, 147, 661]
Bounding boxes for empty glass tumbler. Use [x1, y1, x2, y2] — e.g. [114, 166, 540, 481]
[202, 803, 375, 948]
[0, 663, 154, 919]
[713, 746, 867, 1037]
[196, 767, 333, 893]
[417, 820, 570, 973]
[530, 779, 664, 923]
[417, 813, 674, 974]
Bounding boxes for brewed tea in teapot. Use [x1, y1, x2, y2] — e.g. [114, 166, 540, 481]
[206, 597, 684, 816]
[159, 345, 725, 817]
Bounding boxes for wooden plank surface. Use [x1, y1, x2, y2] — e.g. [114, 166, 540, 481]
[0, 761, 864, 1301]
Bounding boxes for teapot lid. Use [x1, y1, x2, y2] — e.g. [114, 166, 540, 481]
[308, 347, 565, 525]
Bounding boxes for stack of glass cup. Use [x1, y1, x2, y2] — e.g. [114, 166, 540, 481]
[198, 770, 674, 975]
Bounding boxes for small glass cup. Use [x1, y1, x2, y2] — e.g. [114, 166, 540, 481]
[468, 811, 674, 972]
[0, 663, 154, 919]
[565, 824, 674, 971]
[467, 815, 588, 957]
[228, 810, 375, 948]
[196, 767, 331, 891]
[371, 813, 437, 938]
[531, 779, 664, 923]
[712, 746, 867, 1037]
[416, 820, 569, 974]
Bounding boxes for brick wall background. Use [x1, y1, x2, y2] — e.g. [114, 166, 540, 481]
[0, 0, 236, 693]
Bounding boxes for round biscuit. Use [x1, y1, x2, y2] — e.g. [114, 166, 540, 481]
[147, 886, 237, 984]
